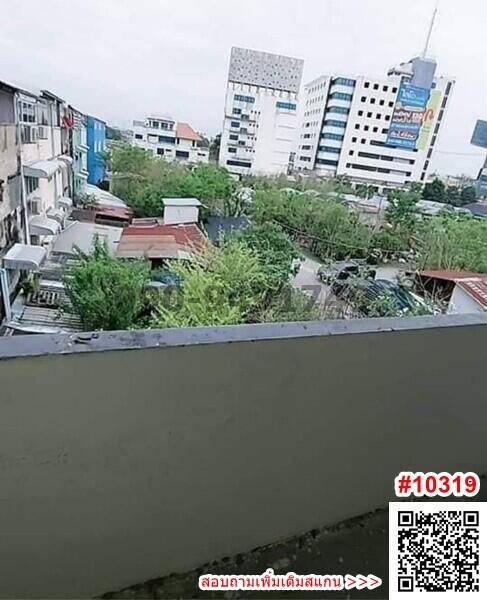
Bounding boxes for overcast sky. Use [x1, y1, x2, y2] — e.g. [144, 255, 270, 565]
[1, 0, 486, 176]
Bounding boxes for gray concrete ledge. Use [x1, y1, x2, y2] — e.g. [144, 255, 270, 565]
[1, 313, 487, 360]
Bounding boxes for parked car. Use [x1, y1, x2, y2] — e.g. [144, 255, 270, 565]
[317, 260, 376, 287]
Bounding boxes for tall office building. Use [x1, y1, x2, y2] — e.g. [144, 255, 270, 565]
[294, 58, 454, 191]
[219, 47, 304, 176]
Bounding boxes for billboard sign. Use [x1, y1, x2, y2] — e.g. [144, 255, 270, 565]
[386, 82, 430, 150]
[471, 120, 487, 149]
[416, 89, 441, 151]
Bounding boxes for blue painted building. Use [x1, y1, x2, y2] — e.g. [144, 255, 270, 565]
[86, 116, 106, 185]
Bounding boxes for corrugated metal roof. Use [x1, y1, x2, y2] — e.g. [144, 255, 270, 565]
[418, 269, 484, 282]
[116, 223, 204, 260]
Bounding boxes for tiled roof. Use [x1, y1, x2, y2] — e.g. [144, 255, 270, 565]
[176, 122, 201, 142]
[116, 222, 205, 260]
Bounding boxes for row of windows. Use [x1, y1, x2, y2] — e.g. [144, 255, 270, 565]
[301, 145, 312, 150]
[352, 150, 414, 165]
[370, 139, 417, 153]
[332, 77, 355, 87]
[227, 159, 251, 168]
[148, 120, 174, 130]
[234, 94, 255, 103]
[322, 132, 344, 141]
[299, 156, 312, 162]
[360, 97, 395, 107]
[323, 119, 347, 129]
[316, 158, 339, 167]
[346, 163, 411, 177]
[351, 133, 388, 144]
[318, 145, 341, 154]
[276, 101, 296, 110]
[355, 113, 391, 125]
[364, 82, 397, 93]
[327, 106, 349, 115]
[329, 92, 353, 101]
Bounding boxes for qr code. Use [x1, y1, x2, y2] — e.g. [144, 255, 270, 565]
[390, 502, 486, 597]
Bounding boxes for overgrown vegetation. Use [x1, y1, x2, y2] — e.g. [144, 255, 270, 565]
[63, 240, 150, 331]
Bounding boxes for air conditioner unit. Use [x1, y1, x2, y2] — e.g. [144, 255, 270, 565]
[37, 126, 48, 139]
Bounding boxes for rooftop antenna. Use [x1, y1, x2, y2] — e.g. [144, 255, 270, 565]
[422, 1, 439, 58]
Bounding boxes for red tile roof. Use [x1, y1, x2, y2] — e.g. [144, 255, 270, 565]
[116, 222, 205, 260]
[176, 122, 201, 142]
[457, 279, 487, 308]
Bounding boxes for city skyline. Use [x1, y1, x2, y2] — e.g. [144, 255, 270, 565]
[1, 0, 485, 176]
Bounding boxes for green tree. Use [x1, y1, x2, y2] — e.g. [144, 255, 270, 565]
[356, 184, 376, 199]
[63, 240, 150, 331]
[209, 133, 221, 162]
[460, 185, 477, 206]
[422, 177, 446, 203]
[151, 241, 268, 328]
[236, 223, 301, 291]
[445, 186, 461, 206]
[385, 188, 420, 234]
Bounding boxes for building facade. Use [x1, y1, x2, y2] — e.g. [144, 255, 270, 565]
[86, 116, 106, 185]
[70, 107, 89, 198]
[295, 59, 454, 191]
[132, 116, 209, 163]
[218, 47, 304, 177]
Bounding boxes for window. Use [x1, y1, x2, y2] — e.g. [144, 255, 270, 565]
[318, 146, 341, 154]
[349, 150, 354, 155]
[328, 106, 349, 115]
[441, 94, 448, 109]
[370, 98, 376, 104]
[229, 134, 238, 141]
[241, 114, 250, 121]
[379, 100, 385, 106]
[230, 121, 240, 128]
[392, 87, 398, 93]
[25, 176, 39, 195]
[234, 94, 255, 103]
[434, 122, 440, 135]
[373, 127, 378, 132]
[361, 96, 366, 102]
[354, 124, 360, 129]
[373, 83, 379, 90]
[232, 108, 241, 115]
[427, 148, 433, 159]
[361, 138, 366, 144]
[135, 133, 143, 140]
[364, 125, 369, 131]
[303, 133, 311, 139]
[364, 82, 370, 88]
[228, 147, 237, 153]
[276, 101, 296, 110]
[149, 120, 160, 129]
[358, 110, 364, 116]
[176, 150, 190, 159]
[367, 112, 372, 118]
[157, 148, 164, 155]
[322, 132, 344, 141]
[20, 101, 36, 123]
[158, 135, 175, 144]
[238, 140, 245, 146]
[352, 137, 357, 142]
[388, 101, 394, 107]
[301, 145, 312, 150]
[385, 115, 391, 121]
[227, 159, 251, 168]
[382, 128, 389, 134]
[240, 127, 248, 134]
[383, 85, 388, 92]
[316, 158, 339, 166]
[323, 119, 347, 128]
[333, 77, 355, 87]
[376, 113, 381, 119]
[329, 92, 353, 101]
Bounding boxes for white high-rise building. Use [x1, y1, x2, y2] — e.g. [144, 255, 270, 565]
[219, 47, 304, 176]
[294, 58, 454, 192]
[132, 115, 209, 164]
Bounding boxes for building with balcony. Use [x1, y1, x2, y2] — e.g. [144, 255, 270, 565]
[86, 116, 106, 185]
[132, 115, 209, 163]
[295, 59, 454, 192]
[218, 47, 304, 176]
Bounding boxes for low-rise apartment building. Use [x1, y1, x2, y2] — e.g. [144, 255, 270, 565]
[87, 116, 106, 185]
[219, 47, 304, 177]
[132, 115, 209, 163]
[295, 58, 454, 192]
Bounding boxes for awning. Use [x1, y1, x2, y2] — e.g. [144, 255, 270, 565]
[75, 172, 88, 180]
[81, 168, 89, 177]
[2, 243, 46, 271]
[58, 196, 73, 209]
[47, 207, 65, 224]
[24, 160, 61, 179]
[29, 215, 61, 236]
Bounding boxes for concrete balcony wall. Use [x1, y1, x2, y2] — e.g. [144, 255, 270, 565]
[0, 124, 19, 222]
[0, 315, 487, 598]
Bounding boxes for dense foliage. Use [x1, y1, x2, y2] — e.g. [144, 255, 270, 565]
[63, 240, 150, 330]
[422, 177, 477, 207]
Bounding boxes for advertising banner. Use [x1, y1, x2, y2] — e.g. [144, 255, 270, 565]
[386, 82, 430, 150]
[416, 89, 441, 151]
